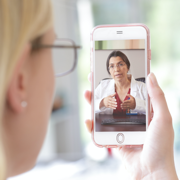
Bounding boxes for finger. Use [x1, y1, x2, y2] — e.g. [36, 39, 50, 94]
[121, 105, 130, 109]
[108, 100, 117, 108]
[147, 73, 171, 121]
[121, 103, 130, 109]
[121, 105, 130, 108]
[126, 94, 133, 101]
[109, 93, 116, 97]
[121, 104, 130, 109]
[110, 99, 117, 105]
[108, 103, 117, 109]
[111, 106, 117, 109]
[84, 90, 91, 105]
[110, 99, 117, 104]
[85, 119, 92, 133]
[110, 98, 117, 102]
[122, 100, 131, 103]
[110, 104, 117, 108]
[108, 104, 117, 108]
[121, 102, 130, 106]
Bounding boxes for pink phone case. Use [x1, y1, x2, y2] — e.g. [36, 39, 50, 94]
[90, 24, 151, 148]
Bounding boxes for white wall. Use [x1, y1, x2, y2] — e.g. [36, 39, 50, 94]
[38, 0, 82, 162]
[95, 49, 145, 88]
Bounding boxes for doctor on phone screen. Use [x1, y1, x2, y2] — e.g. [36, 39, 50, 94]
[95, 50, 146, 115]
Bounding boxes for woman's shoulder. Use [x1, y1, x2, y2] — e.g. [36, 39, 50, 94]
[134, 79, 145, 86]
[134, 80, 146, 89]
[99, 78, 114, 86]
[95, 78, 114, 91]
[95, 78, 114, 93]
[131, 75, 146, 90]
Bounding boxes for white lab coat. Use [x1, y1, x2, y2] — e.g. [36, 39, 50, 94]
[95, 74, 146, 114]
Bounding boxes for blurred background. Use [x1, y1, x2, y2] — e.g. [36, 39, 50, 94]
[9, 0, 180, 179]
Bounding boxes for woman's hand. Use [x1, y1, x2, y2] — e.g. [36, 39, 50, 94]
[99, 93, 117, 110]
[84, 73, 178, 180]
[121, 94, 136, 110]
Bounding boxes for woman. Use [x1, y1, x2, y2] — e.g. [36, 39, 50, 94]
[85, 73, 178, 179]
[0, 1, 177, 180]
[95, 50, 146, 115]
[0, 0, 58, 179]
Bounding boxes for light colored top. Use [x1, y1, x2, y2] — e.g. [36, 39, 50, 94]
[95, 74, 146, 114]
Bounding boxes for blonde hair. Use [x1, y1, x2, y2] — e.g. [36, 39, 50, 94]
[0, 0, 53, 179]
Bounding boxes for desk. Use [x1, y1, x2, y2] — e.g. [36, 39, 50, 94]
[95, 113, 146, 132]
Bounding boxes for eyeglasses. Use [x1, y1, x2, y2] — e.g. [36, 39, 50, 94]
[109, 62, 125, 71]
[32, 38, 81, 77]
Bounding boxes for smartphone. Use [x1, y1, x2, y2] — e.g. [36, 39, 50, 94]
[90, 24, 151, 147]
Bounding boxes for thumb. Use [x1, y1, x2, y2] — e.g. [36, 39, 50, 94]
[147, 73, 171, 121]
[110, 93, 116, 97]
[84, 90, 91, 105]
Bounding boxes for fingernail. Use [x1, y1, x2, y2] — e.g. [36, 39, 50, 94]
[149, 73, 158, 86]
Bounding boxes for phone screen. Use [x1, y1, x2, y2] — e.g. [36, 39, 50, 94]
[94, 39, 147, 132]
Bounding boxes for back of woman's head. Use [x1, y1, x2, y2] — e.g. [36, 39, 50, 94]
[0, 0, 53, 179]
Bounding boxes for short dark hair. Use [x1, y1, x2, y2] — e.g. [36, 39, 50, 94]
[106, 50, 130, 75]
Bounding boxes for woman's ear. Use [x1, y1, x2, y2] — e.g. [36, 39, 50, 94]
[6, 43, 31, 113]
